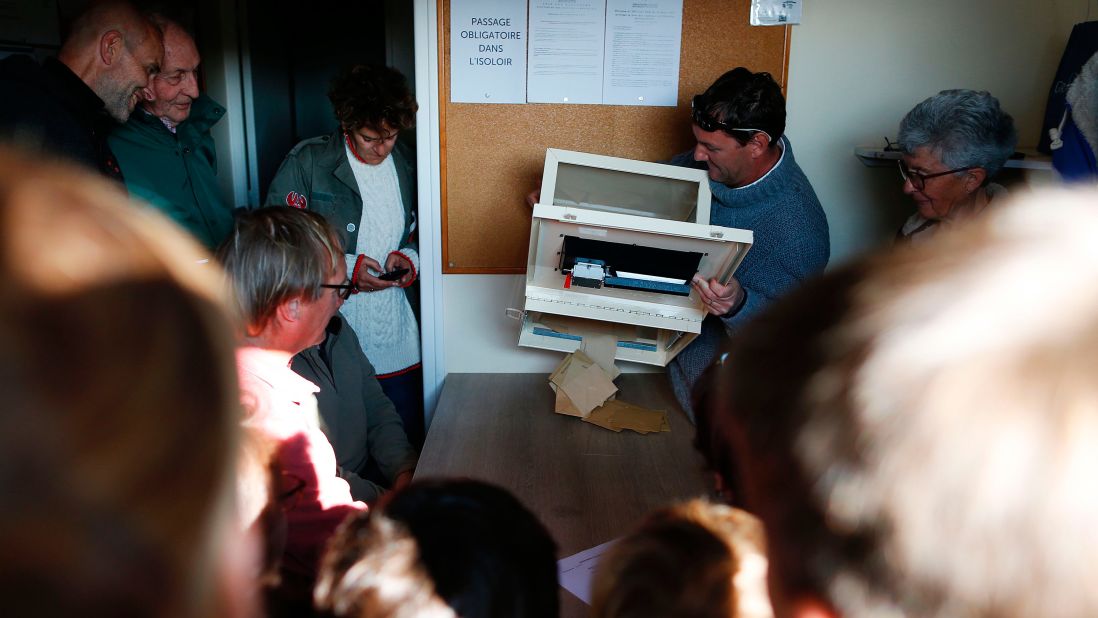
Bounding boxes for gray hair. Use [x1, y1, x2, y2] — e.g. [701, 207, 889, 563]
[898, 89, 1017, 179]
[217, 207, 341, 335]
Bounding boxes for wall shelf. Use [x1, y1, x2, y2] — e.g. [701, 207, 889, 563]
[855, 147, 1053, 171]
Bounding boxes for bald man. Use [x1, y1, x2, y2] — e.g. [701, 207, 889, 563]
[110, 17, 233, 250]
[0, 1, 162, 180]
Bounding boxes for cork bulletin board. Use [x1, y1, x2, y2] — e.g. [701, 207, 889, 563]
[440, 0, 791, 273]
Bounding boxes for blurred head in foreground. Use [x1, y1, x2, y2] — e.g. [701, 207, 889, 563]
[591, 499, 773, 618]
[315, 479, 559, 618]
[695, 186, 1098, 617]
[0, 148, 247, 616]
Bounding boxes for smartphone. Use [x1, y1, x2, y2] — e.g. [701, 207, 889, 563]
[378, 267, 410, 281]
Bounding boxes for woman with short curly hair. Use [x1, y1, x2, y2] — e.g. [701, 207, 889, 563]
[264, 63, 425, 469]
[329, 64, 417, 139]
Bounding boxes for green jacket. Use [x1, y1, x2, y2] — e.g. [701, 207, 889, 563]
[264, 131, 417, 255]
[109, 95, 232, 250]
[264, 130, 419, 314]
[292, 315, 418, 503]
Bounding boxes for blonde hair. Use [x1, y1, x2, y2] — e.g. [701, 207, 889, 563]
[0, 147, 241, 617]
[591, 500, 772, 618]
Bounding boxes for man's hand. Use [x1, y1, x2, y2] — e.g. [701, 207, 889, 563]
[384, 253, 415, 286]
[353, 254, 398, 292]
[692, 274, 744, 316]
[526, 188, 541, 209]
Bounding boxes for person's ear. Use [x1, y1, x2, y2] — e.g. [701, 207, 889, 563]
[100, 30, 124, 65]
[964, 167, 987, 193]
[277, 299, 301, 324]
[748, 132, 771, 156]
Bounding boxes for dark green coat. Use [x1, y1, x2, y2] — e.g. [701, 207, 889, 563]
[109, 95, 232, 250]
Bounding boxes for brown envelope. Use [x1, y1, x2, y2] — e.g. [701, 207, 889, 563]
[581, 404, 623, 432]
[554, 388, 585, 417]
[580, 399, 670, 434]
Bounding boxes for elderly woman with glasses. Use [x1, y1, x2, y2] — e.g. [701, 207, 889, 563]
[896, 89, 1017, 244]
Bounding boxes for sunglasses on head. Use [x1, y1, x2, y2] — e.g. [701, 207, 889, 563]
[691, 94, 772, 143]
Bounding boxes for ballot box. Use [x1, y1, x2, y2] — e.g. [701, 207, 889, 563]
[518, 149, 753, 366]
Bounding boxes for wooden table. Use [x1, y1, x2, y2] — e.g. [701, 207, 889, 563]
[415, 373, 712, 617]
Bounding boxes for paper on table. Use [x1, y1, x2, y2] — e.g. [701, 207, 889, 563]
[548, 351, 575, 390]
[583, 399, 669, 434]
[555, 388, 585, 418]
[549, 350, 617, 416]
[560, 357, 618, 415]
[558, 538, 620, 605]
[582, 404, 623, 432]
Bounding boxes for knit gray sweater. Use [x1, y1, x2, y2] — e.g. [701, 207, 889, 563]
[669, 137, 830, 421]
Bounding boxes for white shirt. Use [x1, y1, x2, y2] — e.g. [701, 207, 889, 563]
[338, 145, 421, 375]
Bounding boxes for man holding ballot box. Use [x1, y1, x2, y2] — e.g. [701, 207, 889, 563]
[668, 67, 829, 421]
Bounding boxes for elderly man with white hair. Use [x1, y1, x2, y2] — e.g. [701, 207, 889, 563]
[110, 14, 233, 250]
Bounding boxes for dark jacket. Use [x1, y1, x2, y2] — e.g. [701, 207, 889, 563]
[0, 55, 123, 180]
[264, 131, 419, 316]
[292, 315, 418, 503]
[109, 95, 233, 250]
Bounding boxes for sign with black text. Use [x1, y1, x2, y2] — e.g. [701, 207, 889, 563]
[451, 0, 528, 104]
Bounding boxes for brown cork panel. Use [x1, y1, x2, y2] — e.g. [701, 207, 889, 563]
[440, 0, 790, 272]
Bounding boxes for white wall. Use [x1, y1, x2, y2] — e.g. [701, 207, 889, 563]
[787, 0, 1091, 263]
[443, 0, 1093, 373]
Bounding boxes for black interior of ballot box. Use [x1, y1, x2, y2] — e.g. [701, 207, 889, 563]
[558, 236, 704, 281]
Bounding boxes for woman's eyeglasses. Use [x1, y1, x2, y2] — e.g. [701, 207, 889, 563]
[320, 279, 358, 300]
[897, 160, 975, 191]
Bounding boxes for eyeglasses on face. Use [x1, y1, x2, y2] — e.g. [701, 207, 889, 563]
[320, 279, 357, 300]
[897, 160, 975, 191]
[691, 94, 772, 143]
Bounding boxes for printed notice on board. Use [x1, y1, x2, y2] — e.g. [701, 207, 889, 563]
[750, 0, 802, 26]
[602, 0, 683, 106]
[528, 0, 607, 104]
[451, 0, 527, 104]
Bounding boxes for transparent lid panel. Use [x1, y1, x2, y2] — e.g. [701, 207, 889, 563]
[552, 162, 700, 221]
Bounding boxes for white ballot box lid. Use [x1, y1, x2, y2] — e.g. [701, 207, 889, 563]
[540, 148, 713, 224]
[520, 198, 752, 366]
